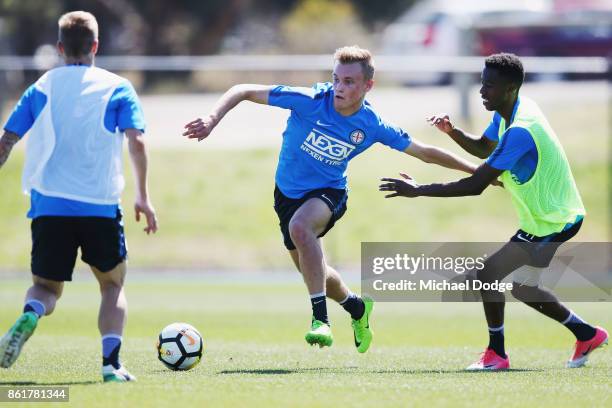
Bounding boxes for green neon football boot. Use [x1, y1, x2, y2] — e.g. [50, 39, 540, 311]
[351, 296, 374, 353]
[0, 311, 39, 368]
[305, 319, 333, 348]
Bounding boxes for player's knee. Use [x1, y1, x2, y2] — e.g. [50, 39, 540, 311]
[100, 279, 123, 291]
[99, 280, 124, 305]
[511, 284, 535, 301]
[476, 268, 494, 284]
[94, 262, 126, 291]
[511, 282, 542, 302]
[98, 275, 124, 293]
[288, 218, 314, 247]
[510, 284, 524, 300]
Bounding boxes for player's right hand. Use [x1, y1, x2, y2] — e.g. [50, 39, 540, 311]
[134, 197, 158, 234]
[427, 114, 454, 135]
[183, 115, 216, 141]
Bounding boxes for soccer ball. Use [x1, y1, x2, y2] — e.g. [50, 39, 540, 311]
[157, 322, 203, 371]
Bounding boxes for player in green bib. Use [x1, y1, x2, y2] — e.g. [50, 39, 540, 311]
[379, 53, 607, 370]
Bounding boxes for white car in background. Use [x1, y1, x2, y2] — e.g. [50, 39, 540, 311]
[379, 0, 552, 85]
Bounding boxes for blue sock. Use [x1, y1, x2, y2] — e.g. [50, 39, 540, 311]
[23, 299, 46, 318]
[102, 334, 122, 369]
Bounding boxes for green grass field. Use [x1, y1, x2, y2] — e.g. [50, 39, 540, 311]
[0, 276, 610, 407]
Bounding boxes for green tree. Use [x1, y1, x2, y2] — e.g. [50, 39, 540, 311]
[281, 0, 370, 53]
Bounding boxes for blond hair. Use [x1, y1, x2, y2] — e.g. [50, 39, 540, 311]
[58, 11, 99, 57]
[333, 45, 375, 81]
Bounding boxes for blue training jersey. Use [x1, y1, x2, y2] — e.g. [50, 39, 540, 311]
[3, 65, 145, 218]
[483, 97, 538, 184]
[268, 82, 411, 198]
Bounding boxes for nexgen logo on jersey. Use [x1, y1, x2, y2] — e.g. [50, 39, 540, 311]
[303, 129, 355, 161]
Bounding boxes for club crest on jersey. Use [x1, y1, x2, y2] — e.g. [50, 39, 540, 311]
[350, 129, 365, 145]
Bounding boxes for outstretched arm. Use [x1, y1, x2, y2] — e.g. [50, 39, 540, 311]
[183, 84, 274, 141]
[127, 129, 158, 234]
[0, 131, 20, 169]
[379, 163, 503, 198]
[404, 138, 478, 175]
[427, 114, 497, 159]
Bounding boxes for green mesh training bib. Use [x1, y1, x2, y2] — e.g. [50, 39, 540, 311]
[497, 97, 585, 236]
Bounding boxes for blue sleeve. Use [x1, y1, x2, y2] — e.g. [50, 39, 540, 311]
[105, 81, 146, 133]
[377, 120, 411, 152]
[482, 112, 501, 142]
[3, 85, 47, 138]
[486, 127, 535, 170]
[268, 83, 328, 114]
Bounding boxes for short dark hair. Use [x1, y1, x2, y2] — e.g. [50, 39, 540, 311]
[58, 11, 98, 57]
[485, 53, 524, 88]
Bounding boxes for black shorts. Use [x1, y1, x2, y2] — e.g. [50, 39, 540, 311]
[509, 218, 583, 267]
[31, 209, 127, 282]
[273, 185, 348, 250]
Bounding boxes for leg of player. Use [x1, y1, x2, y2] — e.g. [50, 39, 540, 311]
[289, 249, 374, 353]
[92, 261, 135, 382]
[511, 275, 608, 368]
[25, 276, 64, 316]
[327, 263, 373, 353]
[288, 198, 335, 348]
[0, 277, 63, 368]
[467, 242, 531, 371]
[289, 247, 353, 302]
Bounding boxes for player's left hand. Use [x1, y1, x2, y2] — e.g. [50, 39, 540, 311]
[379, 173, 421, 198]
[491, 178, 504, 188]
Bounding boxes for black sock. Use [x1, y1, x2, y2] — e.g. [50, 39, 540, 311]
[102, 344, 121, 369]
[563, 312, 597, 341]
[310, 295, 329, 325]
[488, 326, 506, 358]
[340, 294, 365, 320]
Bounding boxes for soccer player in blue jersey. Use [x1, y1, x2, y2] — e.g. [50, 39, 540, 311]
[183, 46, 479, 351]
[0, 11, 157, 382]
[380, 53, 607, 370]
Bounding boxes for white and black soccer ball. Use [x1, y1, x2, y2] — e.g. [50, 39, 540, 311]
[157, 322, 203, 371]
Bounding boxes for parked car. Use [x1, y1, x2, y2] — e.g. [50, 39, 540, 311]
[379, 0, 552, 84]
[474, 1, 612, 80]
[477, 0, 612, 58]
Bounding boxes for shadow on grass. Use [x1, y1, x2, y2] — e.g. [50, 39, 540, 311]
[217, 367, 543, 375]
[0, 380, 99, 385]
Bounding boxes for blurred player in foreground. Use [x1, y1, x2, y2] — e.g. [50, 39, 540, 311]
[0, 11, 157, 382]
